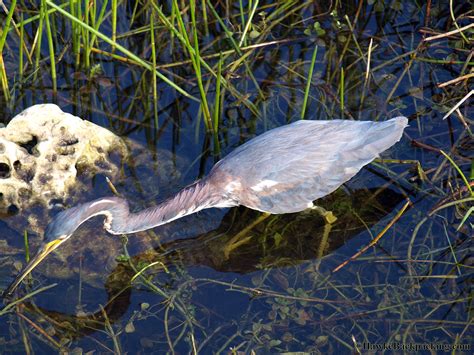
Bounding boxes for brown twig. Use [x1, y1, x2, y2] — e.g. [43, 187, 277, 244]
[411, 139, 471, 163]
[332, 199, 412, 273]
[17, 312, 62, 349]
[424, 0, 432, 28]
[411, 140, 442, 154]
[438, 73, 474, 88]
[423, 23, 474, 42]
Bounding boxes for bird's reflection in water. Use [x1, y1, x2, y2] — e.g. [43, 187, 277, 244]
[14, 185, 405, 343]
[157, 186, 406, 272]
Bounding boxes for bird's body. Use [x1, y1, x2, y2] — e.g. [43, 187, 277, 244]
[211, 118, 407, 213]
[4, 116, 408, 296]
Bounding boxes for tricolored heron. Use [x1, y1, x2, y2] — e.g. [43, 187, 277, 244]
[3, 117, 408, 296]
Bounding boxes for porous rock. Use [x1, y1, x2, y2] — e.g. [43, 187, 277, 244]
[0, 104, 127, 216]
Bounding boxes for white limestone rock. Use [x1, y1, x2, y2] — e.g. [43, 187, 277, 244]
[0, 104, 127, 215]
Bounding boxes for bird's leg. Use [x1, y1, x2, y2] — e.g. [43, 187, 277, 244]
[309, 205, 338, 224]
[312, 220, 334, 272]
[307, 204, 337, 272]
[223, 212, 271, 259]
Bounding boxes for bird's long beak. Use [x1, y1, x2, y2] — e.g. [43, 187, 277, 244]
[3, 238, 65, 297]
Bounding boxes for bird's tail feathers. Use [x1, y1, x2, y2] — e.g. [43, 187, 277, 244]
[360, 116, 408, 157]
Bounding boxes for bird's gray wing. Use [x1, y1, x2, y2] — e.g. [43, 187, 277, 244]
[211, 117, 407, 214]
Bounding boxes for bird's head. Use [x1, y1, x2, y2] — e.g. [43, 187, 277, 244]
[2, 198, 121, 297]
[1, 215, 74, 298]
[2, 238, 69, 298]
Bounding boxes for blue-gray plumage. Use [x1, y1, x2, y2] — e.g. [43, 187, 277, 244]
[3, 117, 408, 296]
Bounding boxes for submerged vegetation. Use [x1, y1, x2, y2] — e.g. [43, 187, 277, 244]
[0, 0, 472, 353]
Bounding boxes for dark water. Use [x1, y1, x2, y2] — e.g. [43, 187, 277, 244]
[0, 1, 472, 353]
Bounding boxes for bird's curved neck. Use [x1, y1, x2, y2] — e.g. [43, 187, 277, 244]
[107, 179, 223, 234]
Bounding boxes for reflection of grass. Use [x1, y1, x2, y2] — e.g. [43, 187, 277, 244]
[0, 0, 472, 353]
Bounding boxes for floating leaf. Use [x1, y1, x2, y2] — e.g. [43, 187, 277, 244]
[97, 78, 113, 87]
[115, 254, 129, 262]
[313, 22, 326, 36]
[295, 309, 310, 325]
[390, 0, 403, 11]
[70, 347, 84, 355]
[337, 34, 347, 43]
[273, 232, 283, 247]
[249, 30, 260, 39]
[268, 339, 281, 347]
[13, 261, 23, 271]
[125, 321, 135, 333]
[252, 322, 262, 334]
[268, 309, 277, 320]
[409, 87, 424, 100]
[282, 332, 293, 342]
[316, 335, 328, 345]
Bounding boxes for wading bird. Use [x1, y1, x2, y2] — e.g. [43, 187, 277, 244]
[3, 117, 408, 296]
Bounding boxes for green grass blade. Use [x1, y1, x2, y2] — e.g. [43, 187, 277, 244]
[111, 0, 117, 50]
[19, 12, 24, 77]
[0, 0, 17, 53]
[45, 0, 197, 101]
[239, 0, 259, 47]
[301, 45, 318, 119]
[440, 150, 473, 196]
[150, 6, 158, 128]
[43, 0, 57, 91]
[340, 66, 344, 118]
